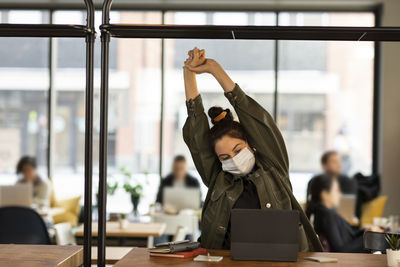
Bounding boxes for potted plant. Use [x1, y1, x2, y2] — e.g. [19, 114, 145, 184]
[119, 213, 129, 229]
[96, 180, 119, 204]
[121, 167, 143, 216]
[386, 233, 400, 267]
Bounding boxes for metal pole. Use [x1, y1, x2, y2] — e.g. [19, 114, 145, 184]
[98, 1, 113, 266]
[0, 24, 89, 37]
[47, 10, 55, 180]
[159, 11, 165, 181]
[100, 24, 400, 41]
[83, 1, 95, 266]
[372, 5, 383, 176]
[47, 10, 59, 181]
[98, 31, 110, 267]
[273, 12, 279, 121]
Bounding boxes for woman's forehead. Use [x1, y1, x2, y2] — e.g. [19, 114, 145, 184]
[215, 136, 246, 153]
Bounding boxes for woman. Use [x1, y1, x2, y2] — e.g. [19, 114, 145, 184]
[16, 156, 51, 208]
[182, 47, 322, 251]
[306, 174, 382, 253]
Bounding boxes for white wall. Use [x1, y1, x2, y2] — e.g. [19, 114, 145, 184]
[380, 0, 400, 216]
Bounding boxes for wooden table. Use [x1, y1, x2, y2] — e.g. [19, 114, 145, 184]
[0, 244, 82, 267]
[114, 248, 387, 267]
[75, 222, 166, 247]
[91, 246, 134, 264]
[75, 222, 166, 238]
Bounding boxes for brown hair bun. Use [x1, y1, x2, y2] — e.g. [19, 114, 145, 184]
[208, 106, 233, 125]
[207, 106, 246, 148]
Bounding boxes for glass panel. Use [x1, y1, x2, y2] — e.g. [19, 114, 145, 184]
[52, 10, 99, 203]
[277, 12, 375, 201]
[163, 12, 276, 199]
[0, 8, 376, 217]
[0, 10, 50, 184]
[8, 10, 44, 24]
[52, 11, 162, 216]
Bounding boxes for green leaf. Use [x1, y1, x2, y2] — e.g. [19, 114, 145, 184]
[386, 234, 400, 250]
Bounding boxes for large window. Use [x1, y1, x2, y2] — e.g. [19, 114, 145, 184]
[162, 11, 276, 198]
[0, 10, 50, 184]
[0, 9, 376, 211]
[53, 10, 163, 213]
[277, 12, 375, 199]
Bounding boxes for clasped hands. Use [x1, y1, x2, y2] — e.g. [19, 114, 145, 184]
[183, 47, 218, 74]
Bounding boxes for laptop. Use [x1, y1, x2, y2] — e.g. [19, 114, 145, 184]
[0, 184, 33, 207]
[231, 209, 299, 262]
[163, 187, 201, 211]
[337, 194, 356, 223]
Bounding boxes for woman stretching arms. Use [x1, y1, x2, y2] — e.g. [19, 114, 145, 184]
[182, 47, 323, 251]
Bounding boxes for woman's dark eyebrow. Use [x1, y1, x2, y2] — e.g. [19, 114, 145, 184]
[232, 143, 243, 151]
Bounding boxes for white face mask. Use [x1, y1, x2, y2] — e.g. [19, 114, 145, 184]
[221, 147, 255, 176]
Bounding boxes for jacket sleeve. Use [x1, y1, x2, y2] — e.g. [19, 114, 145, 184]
[183, 95, 221, 188]
[225, 84, 289, 176]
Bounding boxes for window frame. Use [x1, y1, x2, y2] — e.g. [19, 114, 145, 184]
[0, 6, 382, 179]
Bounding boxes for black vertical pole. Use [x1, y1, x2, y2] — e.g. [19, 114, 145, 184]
[372, 5, 383, 175]
[159, 11, 165, 181]
[83, 1, 95, 267]
[47, 10, 53, 179]
[273, 12, 279, 121]
[98, 31, 109, 266]
[98, 1, 113, 266]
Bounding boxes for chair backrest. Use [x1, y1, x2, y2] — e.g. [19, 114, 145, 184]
[363, 231, 395, 252]
[360, 196, 387, 227]
[53, 222, 76, 245]
[318, 234, 331, 252]
[0, 206, 51, 244]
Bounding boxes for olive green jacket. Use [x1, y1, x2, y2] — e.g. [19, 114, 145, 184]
[183, 84, 323, 252]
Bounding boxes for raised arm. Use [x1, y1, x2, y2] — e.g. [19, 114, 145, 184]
[182, 48, 221, 187]
[186, 55, 290, 179]
[224, 84, 290, 176]
[184, 54, 235, 93]
[183, 64, 199, 100]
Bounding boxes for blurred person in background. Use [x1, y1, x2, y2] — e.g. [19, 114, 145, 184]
[156, 155, 200, 205]
[307, 151, 357, 199]
[16, 155, 51, 208]
[306, 174, 382, 253]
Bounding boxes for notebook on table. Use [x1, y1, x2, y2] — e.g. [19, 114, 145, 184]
[150, 248, 207, 259]
[149, 240, 200, 253]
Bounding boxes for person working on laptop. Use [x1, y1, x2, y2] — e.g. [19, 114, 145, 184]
[307, 151, 356, 197]
[305, 174, 382, 252]
[16, 156, 51, 208]
[182, 47, 322, 251]
[155, 155, 200, 205]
